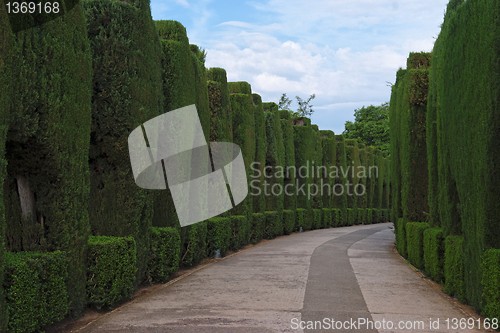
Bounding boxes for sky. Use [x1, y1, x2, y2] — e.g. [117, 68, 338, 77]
[150, 0, 449, 134]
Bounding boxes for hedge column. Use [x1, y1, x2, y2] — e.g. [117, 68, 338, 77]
[85, 0, 163, 284]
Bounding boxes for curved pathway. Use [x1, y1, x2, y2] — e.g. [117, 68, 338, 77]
[74, 223, 486, 333]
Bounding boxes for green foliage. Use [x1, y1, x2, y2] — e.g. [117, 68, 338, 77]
[207, 68, 232, 142]
[322, 209, 332, 228]
[295, 208, 308, 231]
[429, 0, 500, 309]
[396, 218, 407, 258]
[264, 211, 283, 239]
[293, 126, 314, 210]
[4, 251, 68, 333]
[444, 236, 465, 301]
[406, 222, 430, 269]
[480, 249, 500, 320]
[84, 0, 164, 285]
[207, 217, 232, 257]
[332, 209, 343, 227]
[228, 81, 252, 95]
[312, 209, 322, 229]
[282, 210, 295, 235]
[253, 94, 267, 213]
[423, 228, 444, 282]
[281, 118, 297, 210]
[181, 222, 207, 267]
[7, 2, 92, 314]
[155, 20, 189, 44]
[87, 236, 137, 309]
[230, 215, 250, 251]
[0, 3, 11, 328]
[343, 103, 390, 152]
[265, 111, 285, 213]
[147, 227, 181, 283]
[250, 213, 265, 244]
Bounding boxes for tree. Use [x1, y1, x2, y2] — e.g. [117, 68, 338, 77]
[343, 103, 390, 153]
[278, 93, 316, 118]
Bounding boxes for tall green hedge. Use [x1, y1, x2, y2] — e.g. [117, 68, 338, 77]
[207, 217, 231, 257]
[444, 235, 465, 302]
[423, 227, 444, 282]
[265, 110, 285, 213]
[6, 2, 92, 314]
[429, 0, 500, 309]
[0, 2, 12, 328]
[281, 118, 296, 210]
[320, 131, 336, 210]
[293, 125, 314, 210]
[333, 136, 348, 216]
[147, 227, 180, 283]
[406, 222, 430, 270]
[480, 249, 500, 320]
[207, 68, 232, 142]
[253, 94, 267, 213]
[230, 89, 255, 217]
[84, 0, 163, 285]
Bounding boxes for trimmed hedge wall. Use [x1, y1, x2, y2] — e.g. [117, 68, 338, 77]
[444, 235, 465, 302]
[283, 210, 296, 235]
[4, 251, 68, 333]
[406, 222, 430, 269]
[86, 236, 137, 309]
[0, 2, 12, 328]
[295, 208, 306, 231]
[181, 222, 208, 267]
[253, 94, 267, 213]
[480, 249, 500, 320]
[230, 215, 249, 251]
[85, 0, 163, 285]
[6, 1, 93, 314]
[207, 217, 232, 257]
[250, 213, 265, 244]
[396, 218, 407, 258]
[312, 209, 322, 230]
[264, 211, 283, 239]
[423, 227, 444, 282]
[207, 67, 232, 142]
[281, 118, 297, 211]
[322, 209, 332, 228]
[147, 227, 181, 283]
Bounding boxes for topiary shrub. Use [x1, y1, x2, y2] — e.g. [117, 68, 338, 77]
[423, 227, 444, 282]
[250, 213, 265, 244]
[480, 249, 500, 321]
[312, 209, 322, 229]
[406, 222, 430, 269]
[283, 210, 295, 235]
[444, 236, 465, 301]
[207, 217, 231, 257]
[147, 227, 181, 283]
[4, 251, 68, 333]
[264, 211, 282, 239]
[396, 218, 407, 258]
[181, 222, 208, 267]
[228, 81, 252, 94]
[87, 236, 137, 309]
[322, 209, 333, 228]
[229, 215, 249, 251]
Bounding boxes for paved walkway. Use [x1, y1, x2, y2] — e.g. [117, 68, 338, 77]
[74, 223, 486, 333]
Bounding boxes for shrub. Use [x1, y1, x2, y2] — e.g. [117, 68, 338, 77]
[283, 210, 295, 235]
[87, 236, 137, 309]
[181, 222, 208, 267]
[250, 213, 265, 243]
[332, 209, 342, 227]
[207, 218, 231, 257]
[347, 208, 355, 226]
[480, 249, 500, 320]
[444, 236, 465, 301]
[395, 218, 407, 258]
[366, 208, 373, 225]
[406, 222, 430, 269]
[312, 209, 322, 229]
[295, 208, 306, 231]
[264, 211, 282, 239]
[4, 251, 68, 333]
[229, 215, 249, 251]
[147, 228, 181, 283]
[322, 209, 332, 228]
[423, 228, 444, 282]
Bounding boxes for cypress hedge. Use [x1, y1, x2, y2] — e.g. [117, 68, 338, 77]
[86, 236, 137, 309]
[181, 221, 207, 267]
[4, 251, 68, 333]
[480, 249, 500, 320]
[230, 215, 249, 250]
[406, 222, 430, 270]
[265, 110, 285, 213]
[147, 227, 181, 283]
[84, 0, 163, 285]
[207, 68, 232, 142]
[6, 2, 92, 314]
[250, 213, 265, 244]
[429, 0, 500, 309]
[333, 136, 348, 218]
[283, 209, 295, 235]
[0, 3, 12, 328]
[423, 228, 444, 282]
[444, 235, 465, 301]
[264, 211, 282, 239]
[207, 217, 232, 257]
[293, 125, 314, 210]
[281, 118, 297, 210]
[252, 94, 267, 213]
